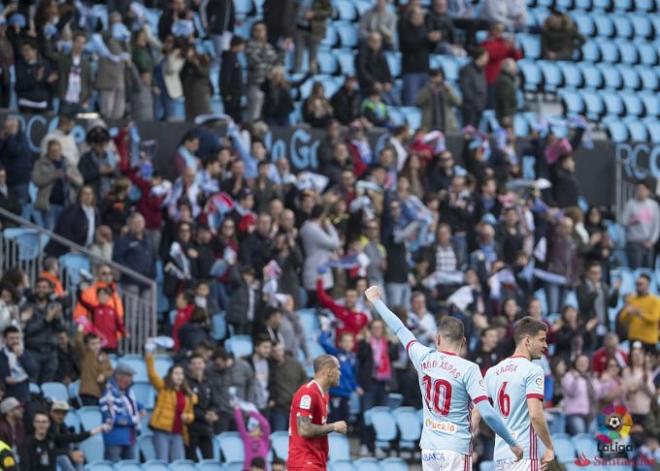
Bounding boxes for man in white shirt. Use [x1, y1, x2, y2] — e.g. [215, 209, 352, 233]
[407, 291, 437, 345]
[480, 0, 528, 31]
[39, 114, 80, 168]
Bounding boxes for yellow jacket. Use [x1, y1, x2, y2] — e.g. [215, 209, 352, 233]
[619, 294, 660, 345]
[146, 354, 197, 443]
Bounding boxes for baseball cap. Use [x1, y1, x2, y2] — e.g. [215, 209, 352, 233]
[51, 400, 70, 412]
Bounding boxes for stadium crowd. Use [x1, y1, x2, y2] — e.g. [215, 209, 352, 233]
[0, 0, 656, 470]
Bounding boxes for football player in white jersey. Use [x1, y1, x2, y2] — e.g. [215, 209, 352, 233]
[365, 286, 523, 471]
[484, 317, 555, 471]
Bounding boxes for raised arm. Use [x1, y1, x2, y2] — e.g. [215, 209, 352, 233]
[365, 286, 415, 347]
[145, 353, 165, 391]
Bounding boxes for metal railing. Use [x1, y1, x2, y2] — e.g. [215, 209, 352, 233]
[0, 206, 157, 354]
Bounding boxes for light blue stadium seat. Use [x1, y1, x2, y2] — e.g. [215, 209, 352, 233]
[594, 14, 614, 36]
[367, 407, 397, 449]
[617, 40, 639, 65]
[578, 63, 604, 88]
[538, 61, 562, 91]
[79, 406, 103, 431]
[480, 461, 495, 471]
[196, 460, 226, 471]
[557, 61, 583, 88]
[593, 0, 611, 9]
[79, 434, 104, 463]
[613, 15, 632, 38]
[622, 92, 644, 116]
[513, 113, 529, 136]
[59, 253, 91, 287]
[336, 49, 356, 75]
[132, 381, 155, 410]
[2, 228, 48, 261]
[328, 433, 350, 461]
[606, 120, 629, 142]
[634, 0, 655, 11]
[41, 382, 68, 402]
[218, 432, 245, 463]
[211, 312, 227, 340]
[354, 458, 380, 471]
[441, 56, 460, 82]
[602, 90, 625, 116]
[581, 40, 601, 62]
[64, 410, 81, 433]
[627, 118, 649, 141]
[115, 460, 143, 471]
[631, 15, 653, 39]
[638, 66, 659, 91]
[572, 434, 599, 458]
[596, 63, 620, 89]
[385, 51, 401, 78]
[143, 460, 170, 471]
[380, 458, 408, 471]
[336, 23, 358, 48]
[556, 0, 573, 8]
[613, 0, 633, 10]
[154, 355, 172, 378]
[393, 407, 422, 449]
[355, 0, 372, 15]
[598, 39, 620, 62]
[518, 34, 540, 59]
[224, 464, 243, 471]
[321, 24, 339, 48]
[518, 60, 541, 91]
[270, 430, 289, 460]
[318, 51, 338, 75]
[225, 335, 253, 358]
[572, 12, 594, 36]
[644, 118, 660, 143]
[400, 106, 421, 129]
[334, 0, 358, 21]
[170, 460, 197, 471]
[575, 0, 592, 9]
[121, 357, 148, 382]
[534, 8, 550, 26]
[617, 64, 641, 89]
[86, 461, 114, 471]
[554, 435, 577, 464]
[329, 461, 355, 471]
[138, 433, 156, 461]
[234, 0, 253, 16]
[297, 309, 320, 337]
[580, 90, 605, 119]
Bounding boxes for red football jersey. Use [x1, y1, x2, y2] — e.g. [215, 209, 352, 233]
[287, 380, 330, 470]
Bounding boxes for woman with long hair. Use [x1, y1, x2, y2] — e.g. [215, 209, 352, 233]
[622, 346, 656, 426]
[302, 81, 334, 128]
[561, 353, 596, 435]
[146, 351, 197, 461]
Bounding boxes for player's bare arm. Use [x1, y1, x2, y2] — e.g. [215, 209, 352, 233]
[528, 397, 555, 470]
[296, 415, 347, 438]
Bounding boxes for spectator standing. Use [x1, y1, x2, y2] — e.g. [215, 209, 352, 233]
[426, 0, 463, 55]
[44, 186, 99, 258]
[39, 114, 80, 168]
[181, 46, 212, 122]
[261, 66, 295, 126]
[541, 9, 584, 60]
[300, 206, 341, 304]
[303, 82, 334, 128]
[246, 22, 283, 122]
[112, 212, 156, 301]
[470, 327, 503, 376]
[19, 412, 57, 471]
[57, 32, 92, 116]
[263, 0, 297, 46]
[398, 7, 432, 106]
[618, 274, 660, 352]
[561, 353, 595, 435]
[494, 58, 517, 127]
[480, 0, 528, 32]
[415, 68, 460, 132]
[294, 0, 332, 74]
[0, 116, 33, 210]
[622, 347, 656, 426]
[330, 76, 360, 126]
[158, 0, 191, 41]
[74, 328, 113, 406]
[97, 13, 131, 120]
[0, 17, 13, 109]
[551, 155, 579, 209]
[382, 200, 412, 308]
[245, 337, 273, 413]
[200, 0, 235, 61]
[23, 300, 65, 383]
[0, 398, 24, 454]
[146, 351, 196, 462]
[458, 47, 488, 127]
[481, 23, 523, 105]
[359, 0, 397, 50]
[594, 358, 625, 409]
[156, 36, 185, 121]
[100, 364, 142, 462]
[32, 140, 83, 231]
[591, 333, 627, 376]
[268, 343, 308, 431]
[220, 36, 246, 123]
[355, 32, 397, 106]
[545, 217, 579, 314]
[0, 326, 36, 404]
[407, 292, 437, 345]
[128, 65, 156, 121]
[14, 40, 56, 113]
[77, 285, 125, 353]
[186, 354, 218, 461]
[621, 181, 660, 269]
[576, 262, 619, 345]
[234, 405, 271, 471]
[316, 277, 369, 346]
[78, 124, 116, 202]
[226, 266, 262, 335]
[319, 331, 360, 424]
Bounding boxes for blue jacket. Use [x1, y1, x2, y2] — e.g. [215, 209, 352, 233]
[0, 131, 32, 185]
[99, 378, 143, 446]
[112, 233, 156, 284]
[319, 332, 358, 398]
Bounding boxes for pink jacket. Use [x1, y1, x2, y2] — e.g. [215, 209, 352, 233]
[234, 408, 271, 471]
[561, 371, 593, 415]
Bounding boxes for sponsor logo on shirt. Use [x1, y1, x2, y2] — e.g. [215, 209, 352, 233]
[300, 394, 312, 410]
[424, 418, 459, 433]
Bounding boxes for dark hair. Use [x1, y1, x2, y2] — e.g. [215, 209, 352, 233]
[230, 35, 245, 48]
[96, 286, 111, 297]
[263, 306, 282, 322]
[437, 316, 464, 343]
[84, 333, 100, 344]
[254, 335, 272, 348]
[513, 317, 548, 344]
[190, 307, 208, 323]
[3, 325, 20, 337]
[163, 364, 192, 394]
[429, 68, 444, 78]
[188, 353, 205, 364]
[481, 326, 498, 338]
[250, 457, 266, 469]
[310, 204, 326, 220]
[181, 131, 198, 145]
[470, 46, 487, 60]
[213, 346, 231, 361]
[638, 273, 651, 283]
[36, 277, 54, 289]
[43, 257, 58, 272]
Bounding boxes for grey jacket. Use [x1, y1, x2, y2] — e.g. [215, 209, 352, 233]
[31, 157, 83, 211]
[96, 34, 128, 90]
[622, 198, 660, 244]
[300, 220, 340, 291]
[207, 359, 256, 413]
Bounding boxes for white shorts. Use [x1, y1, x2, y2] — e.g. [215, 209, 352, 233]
[494, 459, 541, 471]
[421, 450, 471, 471]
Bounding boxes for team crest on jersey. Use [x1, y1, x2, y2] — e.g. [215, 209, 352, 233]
[300, 395, 312, 410]
[535, 377, 543, 386]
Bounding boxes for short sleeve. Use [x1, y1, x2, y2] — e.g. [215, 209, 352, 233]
[405, 340, 430, 372]
[525, 365, 545, 401]
[294, 391, 315, 418]
[465, 364, 489, 405]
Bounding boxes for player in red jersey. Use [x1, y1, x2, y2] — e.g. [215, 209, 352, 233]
[287, 354, 348, 470]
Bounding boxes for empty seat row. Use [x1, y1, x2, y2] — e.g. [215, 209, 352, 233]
[559, 88, 659, 118]
[528, 0, 658, 12]
[582, 38, 660, 65]
[573, 11, 656, 39]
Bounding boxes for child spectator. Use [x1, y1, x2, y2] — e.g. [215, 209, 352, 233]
[172, 290, 195, 351]
[319, 331, 361, 423]
[75, 327, 113, 406]
[234, 404, 270, 471]
[77, 286, 125, 353]
[39, 257, 65, 297]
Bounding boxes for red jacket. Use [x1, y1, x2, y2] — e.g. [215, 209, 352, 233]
[316, 279, 368, 349]
[79, 298, 125, 350]
[121, 165, 165, 230]
[172, 305, 194, 351]
[592, 347, 628, 376]
[481, 37, 523, 84]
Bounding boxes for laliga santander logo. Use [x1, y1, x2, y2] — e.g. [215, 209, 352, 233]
[595, 404, 633, 444]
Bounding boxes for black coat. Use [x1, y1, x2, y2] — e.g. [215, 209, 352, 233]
[261, 81, 294, 120]
[357, 338, 397, 390]
[203, 0, 235, 35]
[0, 349, 37, 403]
[0, 131, 32, 185]
[187, 374, 216, 436]
[425, 11, 456, 44]
[330, 87, 360, 125]
[44, 204, 99, 257]
[355, 47, 392, 92]
[220, 50, 243, 106]
[14, 58, 52, 104]
[459, 62, 487, 112]
[552, 167, 579, 208]
[263, 0, 297, 42]
[398, 19, 431, 74]
[226, 267, 262, 327]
